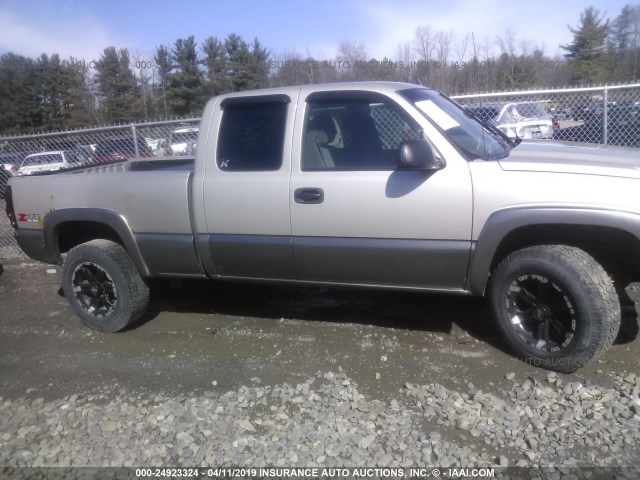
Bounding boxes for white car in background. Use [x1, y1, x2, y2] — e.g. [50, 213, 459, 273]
[170, 127, 198, 155]
[18, 151, 77, 176]
[466, 101, 554, 139]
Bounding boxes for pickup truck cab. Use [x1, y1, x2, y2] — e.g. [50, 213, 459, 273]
[6, 82, 640, 372]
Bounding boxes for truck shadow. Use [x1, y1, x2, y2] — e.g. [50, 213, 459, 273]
[138, 279, 638, 350]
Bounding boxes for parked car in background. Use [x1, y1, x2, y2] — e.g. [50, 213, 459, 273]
[572, 101, 636, 121]
[554, 113, 640, 147]
[146, 138, 171, 157]
[93, 136, 152, 164]
[169, 127, 199, 155]
[18, 151, 79, 176]
[549, 106, 574, 121]
[466, 101, 554, 139]
[1, 152, 30, 174]
[74, 145, 96, 164]
[574, 103, 604, 122]
[554, 100, 640, 147]
[596, 101, 638, 124]
[0, 165, 12, 198]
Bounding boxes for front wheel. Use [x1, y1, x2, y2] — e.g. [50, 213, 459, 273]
[62, 240, 149, 332]
[490, 245, 620, 373]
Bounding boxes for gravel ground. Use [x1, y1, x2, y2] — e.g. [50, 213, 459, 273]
[1, 371, 639, 470]
[0, 372, 640, 468]
[0, 260, 639, 475]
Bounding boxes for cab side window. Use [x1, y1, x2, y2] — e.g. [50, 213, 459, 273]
[303, 95, 421, 171]
[217, 101, 287, 171]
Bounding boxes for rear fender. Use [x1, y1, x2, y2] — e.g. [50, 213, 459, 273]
[44, 208, 151, 277]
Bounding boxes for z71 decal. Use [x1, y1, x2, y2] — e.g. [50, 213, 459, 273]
[18, 214, 41, 223]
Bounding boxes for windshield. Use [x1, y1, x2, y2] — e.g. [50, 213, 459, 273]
[501, 102, 550, 122]
[172, 131, 198, 144]
[399, 88, 513, 160]
[96, 139, 136, 156]
[467, 106, 499, 122]
[22, 154, 63, 166]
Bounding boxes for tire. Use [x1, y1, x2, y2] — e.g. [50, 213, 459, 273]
[62, 239, 149, 332]
[490, 245, 620, 373]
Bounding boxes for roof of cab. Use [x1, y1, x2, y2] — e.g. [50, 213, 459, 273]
[25, 151, 65, 158]
[209, 81, 429, 104]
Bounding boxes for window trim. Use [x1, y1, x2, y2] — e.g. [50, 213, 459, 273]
[220, 94, 290, 109]
[306, 90, 393, 105]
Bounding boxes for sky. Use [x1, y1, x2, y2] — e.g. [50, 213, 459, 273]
[0, 0, 632, 64]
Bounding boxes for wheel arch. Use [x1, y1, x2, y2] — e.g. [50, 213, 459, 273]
[468, 207, 640, 295]
[44, 208, 151, 277]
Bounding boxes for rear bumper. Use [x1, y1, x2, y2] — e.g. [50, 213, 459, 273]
[15, 229, 60, 265]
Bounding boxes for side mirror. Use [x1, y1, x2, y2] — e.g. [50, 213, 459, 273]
[398, 139, 444, 170]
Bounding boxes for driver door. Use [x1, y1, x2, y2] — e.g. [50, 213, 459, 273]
[290, 90, 474, 290]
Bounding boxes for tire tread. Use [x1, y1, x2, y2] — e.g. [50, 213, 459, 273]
[491, 245, 620, 373]
[63, 239, 149, 332]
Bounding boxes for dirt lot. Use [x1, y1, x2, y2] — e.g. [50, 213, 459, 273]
[0, 258, 638, 401]
[0, 258, 639, 470]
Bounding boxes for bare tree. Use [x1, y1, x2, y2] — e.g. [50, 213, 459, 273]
[413, 26, 436, 86]
[496, 30, 518, 88]
[271, 49, 308, 86]
[337, 41, 367, 80]
[414, 26, 435, 62]
[435, 31, 454, 66]
[432, 31, 454, 91]
[131, 50, 152, 120]
[396, 41, 414, 82]
[451, 33, 470, 93]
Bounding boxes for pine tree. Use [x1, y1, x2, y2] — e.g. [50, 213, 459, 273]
[201, 36, 229, 96]
[608, 4, 640, 81]
[168, 36, 204, 116]
[154, 45, 172, 118]
[560, 7, 610, 84]
[0, 53, 92, 134]
[36, 54, 83, 131]
[94, 47, 140, 123]
[62, 58, 95, 128]
[0, 53, 40, 133]
[249, 38, 270, 89]
[225, 33, 252, 92]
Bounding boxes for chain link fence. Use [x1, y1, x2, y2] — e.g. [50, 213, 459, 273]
[2, 84, 640, 260]
[451, 84, 640, 147]
[0, 199, 22, 260]
[371, 103, 420, 149]
[0, 119, 199, 261]
[0, 118, 199, 173]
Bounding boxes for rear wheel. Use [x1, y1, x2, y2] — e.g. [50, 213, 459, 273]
[62, 240, 149, 332]
[490, 245, 620, 373]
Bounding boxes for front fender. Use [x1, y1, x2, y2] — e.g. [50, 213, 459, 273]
[466, 207, 640, 295]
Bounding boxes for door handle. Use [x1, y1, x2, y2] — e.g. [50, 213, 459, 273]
[294, 188, 324, 204]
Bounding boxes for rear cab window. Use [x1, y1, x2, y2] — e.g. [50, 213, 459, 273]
[217, 95, 289, 172]
[23, 153, 64, 166]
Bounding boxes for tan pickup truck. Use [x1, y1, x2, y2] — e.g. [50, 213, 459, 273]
[6, 81, 640, 372]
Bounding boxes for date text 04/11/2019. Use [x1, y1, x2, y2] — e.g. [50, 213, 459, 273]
[135, 467, 497, 478]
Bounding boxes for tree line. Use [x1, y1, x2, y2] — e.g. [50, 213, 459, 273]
[0, 4, 638, 134]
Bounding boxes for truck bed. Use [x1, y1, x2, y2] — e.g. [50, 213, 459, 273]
[69, 157, 195, 175]
[13, 165, 194, 230]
